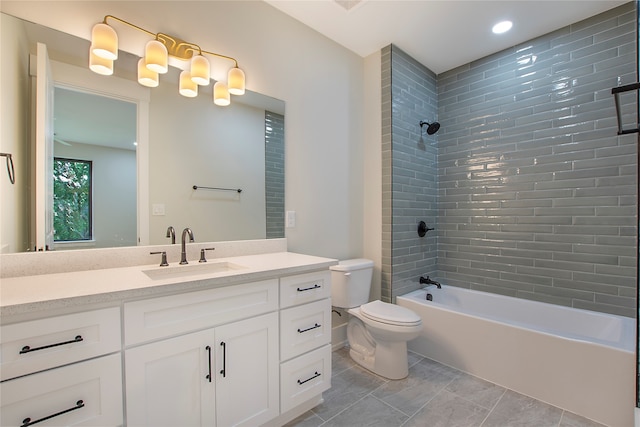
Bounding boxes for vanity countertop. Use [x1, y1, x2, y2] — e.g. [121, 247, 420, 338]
[0, 251, 337, 317]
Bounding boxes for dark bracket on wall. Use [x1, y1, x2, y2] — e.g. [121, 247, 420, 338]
[417, 221, 434, 237]
[611, 82, 640, 135]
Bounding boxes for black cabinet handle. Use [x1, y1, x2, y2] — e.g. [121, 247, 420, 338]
[220, 341, 226, 378]
[21, 399, 85, 426]
[297, 323, 321, 334]
[205, 346, 212, 382]
[297, 284, 321, 292]
[297, 372, 321, 385]
[19, 335, 83, 354]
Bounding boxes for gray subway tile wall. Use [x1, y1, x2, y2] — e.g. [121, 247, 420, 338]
[383, 2, 637, 316]
[384, 44, 440, 302]
[265, 111, 285, 239]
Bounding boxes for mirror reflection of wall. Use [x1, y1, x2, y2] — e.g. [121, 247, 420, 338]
[147, 80, 268, 244]
[54, 87, 137, 249]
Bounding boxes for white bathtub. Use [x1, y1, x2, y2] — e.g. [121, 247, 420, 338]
[397, 287, 636, 427]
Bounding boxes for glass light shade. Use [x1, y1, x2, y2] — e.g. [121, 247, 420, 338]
[137, 58, 159, 87]
[89, 51, 114, 75]
[213, 81, 230, 106]
[91, 23, 118, 60]
[190, 55, 210, 86]
[228, 67, 245, 95]
[144, 40, 168, 74]
[179, 71, 198, 97]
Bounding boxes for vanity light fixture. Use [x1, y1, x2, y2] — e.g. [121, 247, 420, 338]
[89, 15, 246, 105]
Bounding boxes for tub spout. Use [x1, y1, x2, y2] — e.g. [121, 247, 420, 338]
[419, 276, 441, 289]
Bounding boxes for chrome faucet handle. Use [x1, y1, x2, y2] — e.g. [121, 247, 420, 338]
[199, 247, 216, 263]
[165, 226, 176, 244]
[150, 251, 169, 267]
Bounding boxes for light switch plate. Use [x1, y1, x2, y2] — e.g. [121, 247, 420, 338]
[286, 210, 296, 228]
[152, 203, 165, 216]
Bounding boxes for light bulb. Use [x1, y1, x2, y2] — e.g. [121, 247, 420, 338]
[137, 58, 159, 87]
[145, 40, 168, 74]
[89, 51, 114, 75]
[190, 55, 210, 86]
[228, 67, 245, 95]
[179, 71, 198, 97]
[91, 23, 118, 60]
[213, 81, 230, 106]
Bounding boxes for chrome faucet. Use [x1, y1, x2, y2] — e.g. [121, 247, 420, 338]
[180, 228, 195, 264]
[419, 275, 441, 289]
[166, 226, 176, 244]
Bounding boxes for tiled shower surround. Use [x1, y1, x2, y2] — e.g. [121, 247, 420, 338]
[383, 2, 637, 317]
[265, 111, 285, 239]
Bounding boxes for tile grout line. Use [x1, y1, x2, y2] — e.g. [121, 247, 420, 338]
[478, 388, 507, 427]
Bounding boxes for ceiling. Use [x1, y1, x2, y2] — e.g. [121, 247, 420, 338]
[264, 0, 629, 74]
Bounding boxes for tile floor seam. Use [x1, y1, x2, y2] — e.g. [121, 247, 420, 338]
[478, 387, 507, 427]
[370, 393, 415, 419]
[397, 391, 442, 427]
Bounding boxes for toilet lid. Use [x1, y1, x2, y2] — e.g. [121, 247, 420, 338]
[360, 300, 422, 326]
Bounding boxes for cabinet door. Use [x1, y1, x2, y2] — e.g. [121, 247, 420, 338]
[215, 312, 279, 427]
[125, 330, 215, 427]
[1, 353, 122, 427]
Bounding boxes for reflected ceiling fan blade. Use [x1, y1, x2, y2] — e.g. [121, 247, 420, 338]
[54, 136, 71, 146]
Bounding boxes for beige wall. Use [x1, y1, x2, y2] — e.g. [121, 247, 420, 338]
[1, 1, 371, 261]
[0, 14, 30, 253]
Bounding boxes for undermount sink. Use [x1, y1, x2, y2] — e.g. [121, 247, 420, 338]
[143, 261, 246, 280]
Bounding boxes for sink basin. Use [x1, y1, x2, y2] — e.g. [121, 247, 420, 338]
[143, 261, 246, 280]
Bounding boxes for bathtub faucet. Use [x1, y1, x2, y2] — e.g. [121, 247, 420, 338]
[419, 276, 441, 289]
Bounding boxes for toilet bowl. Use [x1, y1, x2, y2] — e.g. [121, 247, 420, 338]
[330, 259, 423, 380]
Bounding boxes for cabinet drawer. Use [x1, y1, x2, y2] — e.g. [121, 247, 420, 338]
[124, 279, 278, 345]
[280, 344, 331, 413]
[280, 299, 331, 361]
[0, 307, 121, 381]
[1, 353, 123, 427]
[280, 271, 331, 308]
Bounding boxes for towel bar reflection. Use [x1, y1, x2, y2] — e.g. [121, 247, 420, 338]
[193, 185, 242, 193]
[0, 153, 15, 184]
[611, 82, 640, 135]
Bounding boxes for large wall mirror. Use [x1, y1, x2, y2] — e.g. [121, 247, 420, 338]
[0, 12, 285, 253]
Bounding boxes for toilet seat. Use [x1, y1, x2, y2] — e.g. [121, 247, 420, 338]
[360, 300, 422, 326]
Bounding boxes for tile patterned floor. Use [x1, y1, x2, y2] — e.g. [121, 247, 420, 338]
[285, 347, 607, 427]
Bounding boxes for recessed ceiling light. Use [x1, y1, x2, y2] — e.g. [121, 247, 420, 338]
[492, 20, 513, 34]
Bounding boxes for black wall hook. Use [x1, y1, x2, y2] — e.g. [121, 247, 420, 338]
[418, 221, 434, 237]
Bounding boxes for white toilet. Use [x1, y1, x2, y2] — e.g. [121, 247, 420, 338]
[330, 259, 422, 380]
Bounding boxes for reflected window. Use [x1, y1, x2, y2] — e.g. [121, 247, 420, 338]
[53, 158, 92, 241]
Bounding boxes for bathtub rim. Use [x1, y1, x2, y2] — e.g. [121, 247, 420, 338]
[397, 287, 635, 354]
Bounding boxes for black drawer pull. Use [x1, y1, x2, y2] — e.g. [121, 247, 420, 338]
[297, 284, 321, 292]
[297, 372, 321, 385]
[205, 346, 212, 382]
[297, 323, 321, 334]
[21, 399, 85, 426]
[220, 341, 226, 378]
[19, 335, 83, 354]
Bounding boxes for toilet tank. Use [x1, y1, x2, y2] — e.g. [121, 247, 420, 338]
[329, 259, 375, 308]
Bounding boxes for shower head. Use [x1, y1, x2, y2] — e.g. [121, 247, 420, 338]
[420, 121, 440, 135]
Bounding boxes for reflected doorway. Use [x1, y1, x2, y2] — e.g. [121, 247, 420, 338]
[52, 87, 137, 249]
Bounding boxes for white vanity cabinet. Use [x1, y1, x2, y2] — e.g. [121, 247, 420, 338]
[278, 271, 332, 414]
[124, 279, 280, 427]
[0, 250, 337, 427]
[0, 308, 123, 427]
